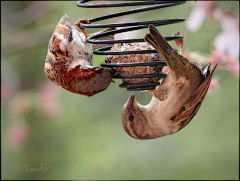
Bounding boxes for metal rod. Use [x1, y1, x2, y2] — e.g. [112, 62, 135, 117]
[76, 0, 185, 91]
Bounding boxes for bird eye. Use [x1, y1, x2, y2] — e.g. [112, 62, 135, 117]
[129, 115, 134, 121]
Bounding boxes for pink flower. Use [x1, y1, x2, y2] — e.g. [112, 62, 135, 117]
[213, 9, 239, 61]
[39, 82, 58, 101]
[7, 122, 30, 150]
[208, 51, 226, 67]
[197, 1, 216, 17]
[208, 77, 219, 92]
[38, 82, 62, 119]
[225, 59, 239, 77]
[182, 51, 192, 60]
[186, 1, 216, 32]
[39, 101, 61, 119]
[208, 51, 239, 77]
[9, 93, 29, 117]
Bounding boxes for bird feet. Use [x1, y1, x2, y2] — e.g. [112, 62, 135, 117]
[75, 19, 90, 39]
[172, 31, 183, 55]
[140, 89, 168, 101]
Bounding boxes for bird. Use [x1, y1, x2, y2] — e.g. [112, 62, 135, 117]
[44, 14, 115, 97]
[121, 24, 218, 140]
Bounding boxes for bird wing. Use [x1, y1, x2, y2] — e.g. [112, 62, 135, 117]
[170, 63, 218, 130]
[144, 24, 203, 81]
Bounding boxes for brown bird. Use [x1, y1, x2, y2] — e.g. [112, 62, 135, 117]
[44, 14, 114, 97]
[121, 24, 218, 140]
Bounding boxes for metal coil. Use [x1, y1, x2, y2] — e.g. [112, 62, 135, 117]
[76, 0, 185, 91]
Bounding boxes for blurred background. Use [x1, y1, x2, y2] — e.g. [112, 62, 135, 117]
[1, 1, 239, 180]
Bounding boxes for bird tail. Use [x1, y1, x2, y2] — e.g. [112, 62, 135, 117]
[144, 24, 174, 67]
[144, 24, 202, 80]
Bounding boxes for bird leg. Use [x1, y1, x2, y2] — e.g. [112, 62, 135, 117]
[140, 89, 166, 101]
[173, 31, 183, 55]
[75, 19, 90, 39]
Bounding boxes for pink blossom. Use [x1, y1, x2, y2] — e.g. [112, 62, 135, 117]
[186, 1, 216, 32]
[225, 59, 239, 77]
[213, 9, 239, 61]
[38, 82, 62, 119]
[208, 78, 219, 92]
[231, 62, 239, 77]
[208, 51, 226, 67]
[208, 51, 239, 77]
[39, 101, 61, 119]
[39, 82, 58, 101]
[9, 93, 29, 117]
[7, 122, 30, 150]
[197, 1, 216, 17]
[182, 51, 192, 60]
[225, 56, 236, 65]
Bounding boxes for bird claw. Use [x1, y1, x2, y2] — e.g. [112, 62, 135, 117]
[139, 90, 153, 95]
[75, 19, 90, 39]
[172, 31, 183, 55]
[139, 89, 166, 101]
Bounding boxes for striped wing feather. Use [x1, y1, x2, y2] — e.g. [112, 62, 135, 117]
[172, 63, 218, 130]
[144, 24, 218, 130]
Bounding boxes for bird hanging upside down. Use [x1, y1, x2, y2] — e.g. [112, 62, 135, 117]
[44, 14, 115, 97]
[121, 24, 218, 140]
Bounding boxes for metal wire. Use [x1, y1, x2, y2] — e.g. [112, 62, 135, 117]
[76, 0, 185, 91]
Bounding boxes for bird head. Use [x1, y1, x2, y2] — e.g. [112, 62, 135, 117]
[121, 94, 153, 140]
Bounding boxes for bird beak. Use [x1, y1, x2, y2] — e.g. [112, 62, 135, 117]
[126, 94, 138, 110]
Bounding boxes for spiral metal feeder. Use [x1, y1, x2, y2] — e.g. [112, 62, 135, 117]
[76, 0, 186, 91]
